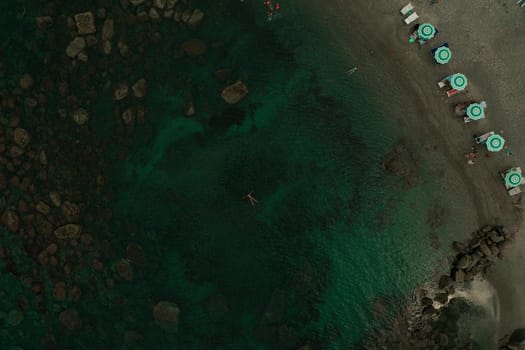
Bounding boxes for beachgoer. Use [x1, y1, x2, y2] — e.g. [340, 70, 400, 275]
[275, 2, 280, 10]
[346, 65, 359, 77]
[244, 192, 258, 206]
[505, 147, 512, 156]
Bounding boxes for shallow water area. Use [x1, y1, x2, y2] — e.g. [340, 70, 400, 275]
[0, 0, 486, 349]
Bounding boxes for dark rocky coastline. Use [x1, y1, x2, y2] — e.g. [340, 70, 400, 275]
[362, 224, 514, 350]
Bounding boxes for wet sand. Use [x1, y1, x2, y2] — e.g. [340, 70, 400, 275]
[307, 0, 525, 342]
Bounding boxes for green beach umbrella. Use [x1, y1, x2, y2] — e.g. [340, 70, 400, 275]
[434, 46, 451, 64]
[450, 73, 468, 91]
[466, 103, 485, 120]
[486, 134, 505, 152]
[418, 23, 436, 40]
[505, 169, 522, 188]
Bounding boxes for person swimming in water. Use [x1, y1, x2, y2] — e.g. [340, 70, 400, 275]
[244, 192, 258, 206]
[264, 0, 280, 21]
[346, 65, 359, 76]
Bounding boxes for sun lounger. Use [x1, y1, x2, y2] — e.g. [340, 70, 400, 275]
[508, 187, 521, 196]
[400, 2, 414, 15]
[475, 131, 495, 144]
[446, 89, 459, 97]
[404, 12, 419, 25]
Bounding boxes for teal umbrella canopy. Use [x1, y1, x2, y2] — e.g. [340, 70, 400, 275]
[418, 23, 436, 40]
[505, 170, 522, 188]
[466, 103, 485, 120]
[434, 46, 451, 64]
[450, 73, 468, 90]
[486, 134, 505, 152]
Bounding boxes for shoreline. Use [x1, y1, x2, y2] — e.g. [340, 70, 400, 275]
[305, 0, 525, 345]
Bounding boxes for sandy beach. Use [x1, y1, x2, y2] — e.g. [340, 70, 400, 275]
[306, 0, 525, 344]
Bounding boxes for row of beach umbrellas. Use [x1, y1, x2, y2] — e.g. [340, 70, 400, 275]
[416, 23, 453, 64]
[414, 20, 520, 187]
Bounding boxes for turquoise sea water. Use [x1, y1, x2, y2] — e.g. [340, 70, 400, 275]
[0, 0, 454, 348]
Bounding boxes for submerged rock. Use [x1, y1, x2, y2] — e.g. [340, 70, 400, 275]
[54, 224, 82, 239]
[49, 192, 62, 207]
[184, 100, 195, 116]
[19, 74, 33, 90]
[59, 308, 81, 330]
[114, 258, 134, 281]
[149, 8, 161, 21]
[7, 310, 24, 326]
[114, 82, 129, 100]
[221, 80, 248, 104]
[13, 128, 31, 148]
[204, 293, 229, 321]
[2, 210, 20, 233]
[36, 201, 51, 215]
[102, 18, 114, 41]
[122, 108, 136, 125]
[74, 12, 96, 35]
[382, 142, 419, 187]
[66, 37, 86, 58]
[126, 243, 145, 265]
[36, 16, 53, 29]
[186, 9, 204, 29]
[154, 0, 166, 9]
[181, 38, 207, 56]
[132, 79, 147, 98]
[72, 108, 89, 125]
[153, 301, 180, 333]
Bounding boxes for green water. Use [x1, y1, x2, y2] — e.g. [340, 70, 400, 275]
[0, 0, 450, 348]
